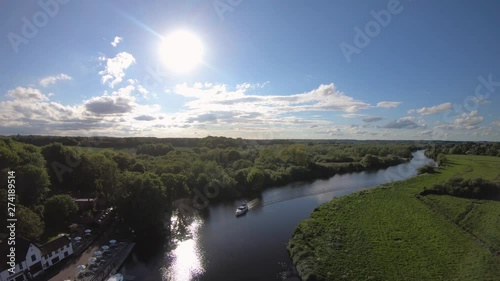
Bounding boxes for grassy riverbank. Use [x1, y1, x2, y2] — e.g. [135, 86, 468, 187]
[288, 155, 500, 281]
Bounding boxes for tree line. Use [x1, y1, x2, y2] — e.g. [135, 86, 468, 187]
[1, 136, 465, 242]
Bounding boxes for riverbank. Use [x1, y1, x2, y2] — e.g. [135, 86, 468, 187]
[288, 155, 500, 280]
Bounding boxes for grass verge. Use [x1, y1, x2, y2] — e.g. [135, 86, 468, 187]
[288, 155, 500, 281]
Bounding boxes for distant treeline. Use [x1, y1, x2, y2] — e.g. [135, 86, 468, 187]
[9, 135, 291, 149]
[425, 142, 500, 159]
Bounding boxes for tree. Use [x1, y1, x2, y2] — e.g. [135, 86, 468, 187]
[44, 195, 78, 230]
[132, 162, 146, 173]
[136, 143, 174, 156]
[117, 172, 169, 239]
[17, 205, 44, 241]
[359, 154, 381, 169]
[280, 144, 310, 166]
[436, 153, 448, 166]
[16, 164, 50, 205]
[227, 149, 241, 162]
[246, 168, 266, 191]
[41, 143, 80, 190]
[73, 152, 119, 200]
[0, 145, 20, 170]
[112, 152, 133, 170]
[417, 165, 436, 174]
[160, 173, 190, 200]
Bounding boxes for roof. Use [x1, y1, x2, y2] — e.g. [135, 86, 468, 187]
[40, 236, 71, 256]
[0, 237, 36, 271]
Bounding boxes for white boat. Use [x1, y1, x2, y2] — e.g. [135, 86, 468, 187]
[235, 203, 248, 216]
[106, 273, 123, 281]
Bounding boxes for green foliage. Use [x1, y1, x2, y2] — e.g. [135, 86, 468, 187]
[436, 153, 448, 166]
[16, 164, 50, 205]
[280, 144, 310, 166]
[117, 172, 168, 236]
[426, 142, 500, 159]
[359, 154, 380, 169]
[289, 155, 500, 281]
[112, 152, 133, 170]
[0, 189, 8, 224]
[41, 143, 82, 190]
[17, 205, 44, 241]
[161, 173, 190, 199]
[73, 152, 119, 201]
[425, 177, 500, 200]
[44, 194, 78, 230]
[131, 162, 146, 173]
[417, 164, 436, 174]
[232, 159, 254, 170]
[137, 143, 174, 156]
[246, 168, 266, 191]
[11, 136, 497, 246]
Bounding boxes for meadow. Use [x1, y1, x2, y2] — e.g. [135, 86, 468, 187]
[288, 155, 500, 281]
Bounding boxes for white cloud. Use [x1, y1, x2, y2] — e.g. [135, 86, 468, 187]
[39, 73, 72, 87]
[341, 113, 367, 118]
[434, 111, 484, 130]
[471, 96, 491, 105]
[7, 87, 48, 101]
[0, 87, 92, 134]
[99, 52, 136, 88]
[362, 116, 383, 123]
[134, 115, 156, 121]
[174, 83, 372, 115]
[84, 85, 137, 115]
[3, 80, 497, 141]
[376, 101, 401, 108]
[383, 116, 425, 129]
[0, 84, 167, 136]
[111, 36, 123, 47]
[236, 81, 270, 90]
[408, 102, 452, 115]
[416, 130, 434, 137]
[452, 110, 483, 129]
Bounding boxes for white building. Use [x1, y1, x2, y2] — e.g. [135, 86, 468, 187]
[0, 236, 73, 281]
[40, 235, 73, 269]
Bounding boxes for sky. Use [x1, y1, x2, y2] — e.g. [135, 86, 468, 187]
[1, 0, 499, 141]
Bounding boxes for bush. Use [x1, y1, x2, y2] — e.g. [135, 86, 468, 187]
[44, 194, 78, 230]
[426, 177, 500, 200]
[417, 165, 436, 174]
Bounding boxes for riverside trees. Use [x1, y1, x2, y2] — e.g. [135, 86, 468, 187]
[6, 136, 495, 241]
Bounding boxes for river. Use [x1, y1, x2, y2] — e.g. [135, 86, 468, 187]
[120, 150, 434, 281]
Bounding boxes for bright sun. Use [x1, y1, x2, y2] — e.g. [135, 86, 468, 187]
[160, 30, 204, 74]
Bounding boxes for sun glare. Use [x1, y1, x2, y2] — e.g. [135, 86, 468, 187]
[160, 30, 204, 74]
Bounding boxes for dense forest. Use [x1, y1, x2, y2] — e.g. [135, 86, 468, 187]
[1, 136, 498, 242]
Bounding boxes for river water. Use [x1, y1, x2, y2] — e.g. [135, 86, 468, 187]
[121, 150, 434, 281]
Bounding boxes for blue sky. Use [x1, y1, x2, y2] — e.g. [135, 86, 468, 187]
[1, 0, 499, 140]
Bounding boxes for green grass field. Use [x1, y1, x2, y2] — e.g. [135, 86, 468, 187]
[288, 155, 500, 281]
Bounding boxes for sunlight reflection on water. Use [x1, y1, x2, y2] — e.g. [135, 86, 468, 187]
[163, 216, 205, 281]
